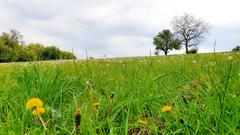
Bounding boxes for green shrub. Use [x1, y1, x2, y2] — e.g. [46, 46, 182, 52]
[232, 46, 240, 52]
[187, 48, 198, 54]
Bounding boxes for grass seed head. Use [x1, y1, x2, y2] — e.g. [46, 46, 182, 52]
[179, 117, 184, 124]
[111, 93, 115, 99]
[75, 108, 81, 126]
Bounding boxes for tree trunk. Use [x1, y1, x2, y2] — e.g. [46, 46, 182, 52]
[164, 50, 168, 55]
[185, 44, 189, 54]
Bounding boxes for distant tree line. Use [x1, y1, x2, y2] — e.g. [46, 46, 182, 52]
[0, 29, 76, 63]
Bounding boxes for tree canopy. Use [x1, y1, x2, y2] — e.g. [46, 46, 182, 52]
[153, 29, 181, 55]
[0, 29, 76, 63]
[172, 13, 209, 54]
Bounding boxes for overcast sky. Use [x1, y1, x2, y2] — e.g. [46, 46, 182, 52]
[0, 0, 240, 58]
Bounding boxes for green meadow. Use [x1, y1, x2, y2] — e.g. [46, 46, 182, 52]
[0, 53, 240, 134]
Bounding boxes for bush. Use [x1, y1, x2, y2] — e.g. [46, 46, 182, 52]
[232, 46, 240, 52]
[60, 51, 76, 59]
[187, 48, 198, 54]
[15, 47, 35, 62]
[26, 43, 45, 60]
[0, 44, 15, 62]
[41, 46, 61, 60]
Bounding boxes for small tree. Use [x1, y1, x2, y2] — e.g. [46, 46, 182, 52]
[172, 13, 209, 54]
[232, 45, 240, 52]
[153, 29, 180, 55]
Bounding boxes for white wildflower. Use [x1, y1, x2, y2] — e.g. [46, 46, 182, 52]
[210, 62, 215, 65]
[86, 80, 90, 85]
[228, 56, 233, 60]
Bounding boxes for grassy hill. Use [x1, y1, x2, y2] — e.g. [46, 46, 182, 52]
[0, 53, 239, 134]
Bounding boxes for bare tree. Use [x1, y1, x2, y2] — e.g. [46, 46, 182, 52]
[172, 13, 209, 54]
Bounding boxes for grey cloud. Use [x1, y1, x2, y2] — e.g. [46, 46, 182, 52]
[0, 0, 240, 58]
[205, 26, 240, 51]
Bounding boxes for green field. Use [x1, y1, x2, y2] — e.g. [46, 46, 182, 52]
[0, 53, 240, 134]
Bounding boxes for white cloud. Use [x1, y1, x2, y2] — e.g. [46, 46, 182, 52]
[0, 0, 240, 58]
[105, 35, 152, 56]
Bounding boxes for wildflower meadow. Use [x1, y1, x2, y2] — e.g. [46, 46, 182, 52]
[0, 53, 240, 134]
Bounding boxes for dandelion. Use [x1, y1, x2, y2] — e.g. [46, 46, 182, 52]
[162, 105, 172, 112]
[137, 120, 147, 125]
[32, 107, 45, 115]
[26, 98, 47, 130]
[26, 98, 45, 116]
[26, 98, 43, 110]
[92, 102, 100, 108]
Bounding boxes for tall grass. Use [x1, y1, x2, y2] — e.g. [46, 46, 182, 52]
[0, 53, 239, 134]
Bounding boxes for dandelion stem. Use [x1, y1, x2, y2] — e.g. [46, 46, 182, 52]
[75, 108, 81, 135]
[37, 114, 47, 130]
[75, 125, 79, 135]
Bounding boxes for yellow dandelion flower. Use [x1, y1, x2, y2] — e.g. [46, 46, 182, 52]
[92, 102, 100, 108]
[137, 120, 147, 125]
[162, 105, 172, 112]
[26, 98, 43, 110]
[26, 98, 47, 129]
[32, 107, 45, 115]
